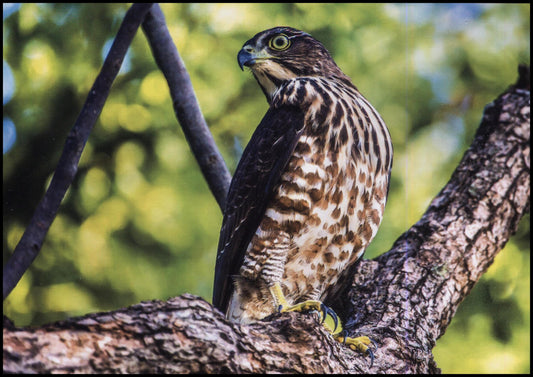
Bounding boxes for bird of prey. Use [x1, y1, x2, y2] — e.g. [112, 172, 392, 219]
[213, 26, 393, 355]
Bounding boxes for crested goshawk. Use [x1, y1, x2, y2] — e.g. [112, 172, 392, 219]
[213, 26, 393, 355]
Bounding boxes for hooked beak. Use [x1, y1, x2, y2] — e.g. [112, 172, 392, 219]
[237, 48, 254, 71]
[237, 45, 272, 71]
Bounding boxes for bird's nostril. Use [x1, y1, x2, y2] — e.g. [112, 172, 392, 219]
[243, 46, 254, 53]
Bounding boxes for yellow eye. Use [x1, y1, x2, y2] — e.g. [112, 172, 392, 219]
[269, 34, 291, 51]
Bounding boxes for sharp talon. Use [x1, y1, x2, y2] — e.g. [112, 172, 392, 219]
[277, 304, 283, 313]
[366, 347, 375, 368]
[341, 330, 348, 344]
[336, 332, 376, 367]
[319, 303, 339, 332]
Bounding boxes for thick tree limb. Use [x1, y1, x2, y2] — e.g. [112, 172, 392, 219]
[2, 3, 154, 301]
[141, 4, 232, 211]
[328, 69, 530, 373]
[3, 68, 529, 373]
[3, 295, 349, 373]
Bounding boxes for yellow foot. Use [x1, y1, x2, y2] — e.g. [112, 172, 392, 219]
[269, 283, 375, 367]
[279, 299, 340, 333]
[335, 333, 375, 367]
[335, 334, 372, 352]
[269, 283, 339, 333]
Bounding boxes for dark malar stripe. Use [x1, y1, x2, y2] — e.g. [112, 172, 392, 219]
[279, 60, 307, 76]
[264, 72, 284, 88]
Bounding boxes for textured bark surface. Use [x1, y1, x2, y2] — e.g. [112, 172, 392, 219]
[326, 76, 530, 373]
[3, 71, 529, 373]
[3, 295, 351, 374]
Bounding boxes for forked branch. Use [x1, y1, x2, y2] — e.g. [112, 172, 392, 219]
[3, 63, 529, 372]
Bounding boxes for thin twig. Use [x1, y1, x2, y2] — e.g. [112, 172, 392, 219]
[2, 3, 154, 301]
[141, 4, 232, 211]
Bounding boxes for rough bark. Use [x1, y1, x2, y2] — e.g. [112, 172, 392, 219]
[3, 67, 529, 373]
[329, 75, 530, 373]
[3, 295, 351, 373]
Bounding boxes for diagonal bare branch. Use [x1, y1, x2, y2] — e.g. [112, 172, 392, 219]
[2, 3, 154, 301]
[141, 4, 232, 212]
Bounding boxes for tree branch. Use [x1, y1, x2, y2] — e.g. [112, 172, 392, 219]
[3, 67, 529, 373]
[2, 3, 154, 301]
[3, 294, 350, 373]
[141, 4, 232, 211]
[328, 68, 530, 373]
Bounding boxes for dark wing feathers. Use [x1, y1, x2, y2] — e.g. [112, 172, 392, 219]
[212, 104, 306, 312]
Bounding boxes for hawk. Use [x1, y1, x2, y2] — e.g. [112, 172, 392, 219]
[213, 26, 393, 354]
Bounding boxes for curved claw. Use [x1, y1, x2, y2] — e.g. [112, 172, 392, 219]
[320, 303, 339, 333]
[364, 336, 377, 368]
[277, 304, 283, 313]
[339, 329, 348, 344]
[366, 347, 375, 368]
[335, 332, 377, 368]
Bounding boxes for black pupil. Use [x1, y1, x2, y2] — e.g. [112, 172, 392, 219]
[275, 37, 285, 48]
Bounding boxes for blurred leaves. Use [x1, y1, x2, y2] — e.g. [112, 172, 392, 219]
[2, 3, 530, 373]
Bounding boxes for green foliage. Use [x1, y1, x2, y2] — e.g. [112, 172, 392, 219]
[3, 3, 529, 373]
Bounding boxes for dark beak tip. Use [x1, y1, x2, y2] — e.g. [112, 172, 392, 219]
[237, 49, 253, 71]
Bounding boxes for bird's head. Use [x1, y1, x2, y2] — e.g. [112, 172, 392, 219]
[237, 26, 352, 102]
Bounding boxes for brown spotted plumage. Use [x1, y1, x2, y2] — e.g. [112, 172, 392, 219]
[213, 27, 393, 325]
